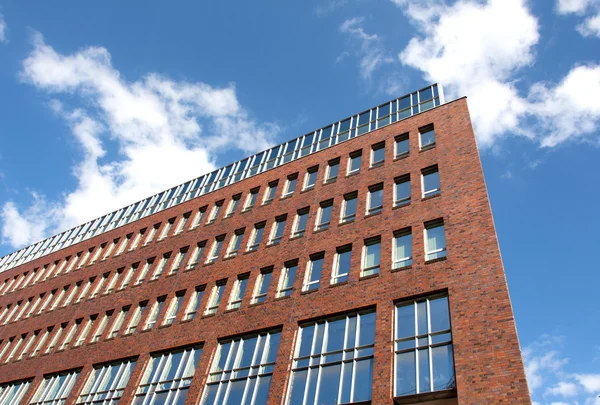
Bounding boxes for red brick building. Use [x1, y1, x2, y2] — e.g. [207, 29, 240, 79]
[0, 85, 531, 405]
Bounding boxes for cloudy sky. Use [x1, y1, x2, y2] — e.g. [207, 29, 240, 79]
[0, 1, 599, 403]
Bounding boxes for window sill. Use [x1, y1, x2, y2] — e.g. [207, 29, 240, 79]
[393, 153, 410, 161]
[421, 193, 441, 202]
[323, 178, 337, 186]
[274, 294, 292, 301]
[329, 280, 349, 288]
[392, 202, 411, 210]
[424, 256, 447, 265]
[147, 279, 159, 284]
[262, 200, 273, 206]
[289, 234, 305, 241]
[224, 307, 240, 314]
[184, 264, 198, 272]
[345, 171, 360, 178]
[166, 272, 178, 278]
[364, 211, 383, 219]
[243, 249, 258, 255]
[180, 318, 193, 324]
[359, 272, 380, 281]
[223, 255, 237, 261]
[419, 143, 436, 152]
[300, 187, 314, 194]
[300, 288, 319, 295]
[202, 262, 216, 268]
[280, 194, 293, 201]
[391, 265, 413, 273]
[369, 162, 385, 170]
[313, 227, 329, 235]
[265, 243, 280, 249]
[158, 324, 172, 330]
[201, 313, 216, 319]
[241, 208, 253, 214]
[394, 388, 456, 404]
[249, 301, 265, 307]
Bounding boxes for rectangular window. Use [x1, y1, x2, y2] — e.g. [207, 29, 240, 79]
[367, 183, 384, 215]
[340, 191, 358, 224]
[394, 174, 411, 207]
[102, 240, 118, 259]
[144, 297, 165, 330]
[325, 158, 340, 183]
[315, 200, 333, 231]
[120, 266, 135, 290]
[283, 173, 298, 197]
[362, 237, 381, 276]
[77, 359, 136, 405]
[395, 133, 410, 158]
[202, 330, 281, 405]
[38, 290, 55, 314]
[419, 124, 436, 149]
[422, 165, 441, 198]
[159, 218, 175, 240]
[226, 229, 245, 258]
[347, 150, 362, 175]
[174, 212, 191, 235]
[108, 306, 129, 339]
[164, 292, 185, 325]
[332, 245, 352, 284]
[395, 295, 454, 397]
[225, 194, 241, 218]
[129, 230, 144, 251]
[76, 249, 92, 269]
[184, 286, 204, 321]
[143, 224, 160, 246]
[392, 228, 413, 269]
[45, 325, 66, 354]
[75, 316, 95, 347]
[126, 302, 147, 334]
[303, 166, 318, 190]
[206, 281, 226, 315]
[31, 329, 50, 356]
[76, 279, 93, 304]
[269, 215, 287, 245]
[0, 379, 32, 405]
[187, 241, 207, 269]
[115, 234, 131, 256]
[425, 219, 447, 261]
[292, 208, 309, 238]
[133, 346, 202, 405]
[206, 236, 225, 264]
[190, 206, 207, 229]
[244, 188, 260, 211]
[136, 259, 154, 285]
[30, 370, 80, 405]
[287, 310, 376, 404]
[207, 201, 224, 224]
[253, 267, 273, 304]
[91, 311, 112, 343]
[4, 335, 24, 363]
[278, 260, 297, 298]
[66, 253, 81, 273]
[263, 180, 278, 204]
[104, 271, 120, 295]
[304, 253, 324, 291]
[170, 247, 189, 275]
[371, 141, 385, 167]
[229, 274, 249, 310]
[59, 321, 80, 351]
[248, 222, 265, 252]
[151, 253, 171, 281]
[18, 332, 37, 360]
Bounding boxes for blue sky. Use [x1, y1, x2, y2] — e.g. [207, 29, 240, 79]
[0, 0, 599, 403]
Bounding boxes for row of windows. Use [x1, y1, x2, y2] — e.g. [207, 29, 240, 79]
[0, 293, 454, 405]
[0, 84, 443, 274]
[0, 214, 447, 327]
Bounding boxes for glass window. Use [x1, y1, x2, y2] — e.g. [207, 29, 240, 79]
[292, 208, 309, 238]
[227, 229, 246, 258]
[170, 247, 189, 275]
[278, 261, 297, 298]
[159, 219, 175, 240]
[129, 231, 144, 252]
[371, 142, 385, 166]
[30, 370, 80, 405]
[287, 310, 375, 404]
[264, 181, 278, 204]
[422, 165, 441, 198]
[207, 201, 223, 224]
[332, 245, 352, 284]
[425, 220, 447, 261]
[348, 151, 362, 175]
[419, 124, 435, 149]
[284, 174, 298, 197]
[253, 267, 273, 304]
[184, 286, 204, 321]
[325, 159, 339, 182]
[394, 295, 454, 397]
[395, 133, 409, 158]
[108, 307, 129, 339]
[316, 200, 333, 231]
[269, 216, 287, 245]
[164, 293, 185, 325]
[144, 297, 165, 330]
[133, 346, 202, 405]
[341, 192, 357, 223]
[225, 195, 241, 218]
[136, 260, 153, 286]
[190, 207, 207, 229]
[127, 303, 147, 334]
[229, 274, 249, 310]
[203, 330, 281, 405]
[0, 379, 31, 405]
[143, 226, 159, 247]
[207, 236, 225, 264]
[244, 188, 260, 211]
[188, 241, 207, 269]
[362, 237, 381, 276]
[91, 312, 111, 343]
[393, 229, 413, 269]
[367, 184, 384, 215]
[394, 174, 411, 207]
[304, 167, 318, 190]
[174, 213, 190, 235]
[206, 281, 226, 315]
[304, 254, 324, 291]
[248, 223, 265, 252]
[77, 359, 136, 405]
[151, 253, 171, 281]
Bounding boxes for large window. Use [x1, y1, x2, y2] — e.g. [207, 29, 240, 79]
[394, 295, 454, 397]
[203, 330, 281, 405]
[30, 370, 80, 405]
[287, 310, 376, 405]
[133, 346, 202, 405]
[425, 220, 447, 261]
[77, 359, 136, 405]
[227, 229, 245, 258]
[0, 379, 31, 405]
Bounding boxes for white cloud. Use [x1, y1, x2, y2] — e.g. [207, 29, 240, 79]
[577, 12, 600, 37]
[546, 381, 579, 397]
[575, 374, 600, 393]
[0, 14, 7, 43]
[556, 0, 595, 14]
[315, 0, 348, 16]
[339, 17, 394, 81]
[556, 0, 600, 38]
[0, 32, 279, 249]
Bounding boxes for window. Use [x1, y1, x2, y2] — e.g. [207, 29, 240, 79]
[120, 266, 135, 290]
[206, 281, 226, 315]
[371, 142, 385, 167]
[225, 194, 241, 218]
[203, 330, 281, 405]
[248, 222, 265, 252]
[191, 206, 207, 229]
[315, 200, 333, 231]
[32, 328, 50, 355]
[393, 228, 413, 269]
[4, 335, 24, 363]
[304, 253, 324, 291]
[0, 379, 31, 405]
[115, 234, 131, 256]
[425, 219, 447, 261]
[292, 208, 309, 238]
[129, 230, 144, 251]
[278, 260, 297, 298]
[367, 183, 384, 215]
[76, 249, 92, 269]
[184, 286, 204, 321]
[144, 297, 166, 330]
[164, 292, 185, 325]
[419, 124, 435, 149]
[187, 241, 207, 269]
[136, 259, 154, 285]
[126, 302, 147, 334]
[207, 236, 225, 264]
[332, 245, 352, 284]
[229, 274, 249, 309]
[287, 310, 375, 404]
[18, 332, 37, 360]
[170, 247, 189, 274]
[362, 237, 381, 276]
[159, 218, 175, 240]
[340, 191, 358, 224]
[207, 201, 224, 224]
[133, 346, 202, 405]
[347, 150, 362, 175]
[91, 311, 112, 343]
[30, 370, 80, 405]
[283, 173, 298, 197]
[253, 267, 273, 304]
[325, 158, 340, 183]
[395, 295, 454, 397]
[75, 317, 95, 347]
[76, 279, 94, 303]
[108, 307, 129, 339]
[104, 271, 120, 295]
[77, 359, 136, 405]
[394, 174, 411, 207]
[303, 166, 318, 190]
[59, 320, 80, 351]
[244, 188, 260, 211]
[227, 229, 245, 258]
[174, 212, 191, 235]
[143, 224, 160, 246]
[269, 215, 287, 245]
[45, 325, 66, 354]
[263, 180, 278, 204]
[395, 133, 410, 158]
[422, 165, 441, 198]
[151, 253, 171, 281]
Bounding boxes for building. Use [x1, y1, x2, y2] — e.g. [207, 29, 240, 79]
[0, 84, 531, 405]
